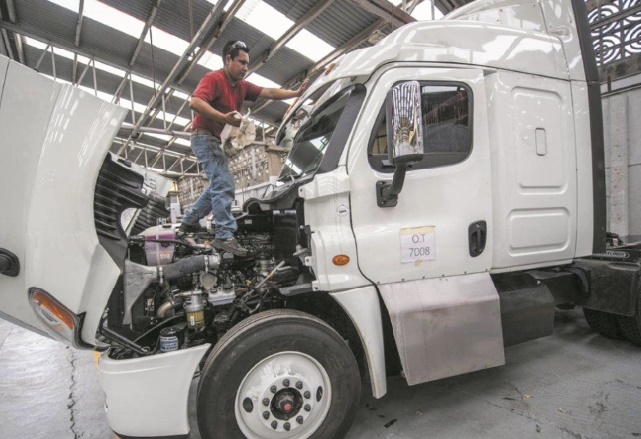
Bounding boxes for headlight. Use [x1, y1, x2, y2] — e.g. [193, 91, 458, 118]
[28, 288, 90, 349]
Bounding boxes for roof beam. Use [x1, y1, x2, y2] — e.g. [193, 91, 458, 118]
[0, 29, 13, 60]
[112, 0, 162, 104]
[0, 19, 193, 96]
[74, 0, 84, 47]
[2, 0, 23, 63]
[130, 0, 161, 67]
[247, 0, 335, 76]
[0, 30, 6, 56]
[125, 0, 245, 166]
[128, 1, 237, 139]
[250, 18, 388, 115]
[175, 0, 242, 86]
[350, 0, 416, 27]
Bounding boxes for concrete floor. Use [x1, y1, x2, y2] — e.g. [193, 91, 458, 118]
[1, 308, 640, 439]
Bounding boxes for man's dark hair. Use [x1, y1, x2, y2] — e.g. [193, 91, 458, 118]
[223, 40, 249, 61]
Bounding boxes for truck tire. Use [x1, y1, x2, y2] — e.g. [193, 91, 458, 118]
[617, 311, 641, 346]
[583, 308, 623, 340]
[197, 309, 361, 439]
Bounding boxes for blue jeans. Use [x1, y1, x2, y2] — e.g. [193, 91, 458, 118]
[182, 135, 236, 239]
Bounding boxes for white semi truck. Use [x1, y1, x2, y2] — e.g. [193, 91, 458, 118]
[1, 0, 639, 438]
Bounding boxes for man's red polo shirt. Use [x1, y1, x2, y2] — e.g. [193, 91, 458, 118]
[191, 69, 263, 138]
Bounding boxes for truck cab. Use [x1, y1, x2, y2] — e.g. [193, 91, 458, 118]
[1, 0, 637, 438]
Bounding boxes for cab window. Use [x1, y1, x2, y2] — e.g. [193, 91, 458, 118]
[368, 82, 472, 172]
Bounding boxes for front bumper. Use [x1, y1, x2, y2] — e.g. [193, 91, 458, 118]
[99, 344, 210, 438]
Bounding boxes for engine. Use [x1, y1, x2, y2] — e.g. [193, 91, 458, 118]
[101, 201, 314, 359]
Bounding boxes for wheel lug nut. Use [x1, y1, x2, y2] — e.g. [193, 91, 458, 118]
[263, 411, 270, 420]
[271, 420, 278, 430]
[283, 379, 290, 387]
[284, 422, 291, 431]
[296, 381, 303, 389]
[270, 385, 277, 394]
[304, 404, 311, 412]
[297, 416, 304, 424]
[263, 398, 270, 406]
[304, 391, 311, 399]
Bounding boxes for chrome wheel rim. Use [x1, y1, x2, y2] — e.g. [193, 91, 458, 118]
[235, 351, 332, 439]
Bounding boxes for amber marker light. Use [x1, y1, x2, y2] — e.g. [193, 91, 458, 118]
[332, 255, 350, 266]
[29, 288, 87, 348]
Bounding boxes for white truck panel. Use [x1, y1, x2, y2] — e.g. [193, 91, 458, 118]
[298, 167, 370, 292]
[100, 344, 210, 437]
[330, 286, 387, 398]
[487, 70, 578, 269]
[0, 59, 61, 332]
[0, 57, 127, 344]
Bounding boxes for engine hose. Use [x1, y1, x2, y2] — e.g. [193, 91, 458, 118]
[162, 254, 220, 281]
[156, 297, 183, 318]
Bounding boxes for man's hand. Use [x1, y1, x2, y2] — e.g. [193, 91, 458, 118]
[224, 111, 242, 127]
[258, 78, 310, 100]
[295, 78, 309, 97]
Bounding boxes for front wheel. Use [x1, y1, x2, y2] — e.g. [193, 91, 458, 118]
[197, 309, 361, 439]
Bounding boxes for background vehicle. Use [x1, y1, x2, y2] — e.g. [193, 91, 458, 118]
[1, 0, 639, 438]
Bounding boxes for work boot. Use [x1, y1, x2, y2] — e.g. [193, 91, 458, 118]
[213, 237, 248, 257]
[178, 222, 207, 234]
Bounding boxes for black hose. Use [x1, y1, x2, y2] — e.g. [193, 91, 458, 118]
[163, 255, 218, 280]
[141, 238, 205, 252]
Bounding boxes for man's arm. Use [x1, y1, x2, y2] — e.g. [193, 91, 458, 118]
[259, 78, 309, 100]
[190, 97, 242, 126]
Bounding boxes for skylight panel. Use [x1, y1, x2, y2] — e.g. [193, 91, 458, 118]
[25, 38, 92, 65]
[411, 1, 443, 20]
[93, 60, 126, 78]
[246, 73, 280, 89]
[144, 26, 190, 57]
[236, 0, 293, 40]
[145, 133, 172, 142]
[198, 51, 224, 71]
[49, 0, 145, 38]
[117, 97, 148, 115]
[48, 0, 195, 57]
[25, 37, 48, 50]
[130, 74, 157, 90]
[286, 30, 335, 62]
[173, 90, 190, 101]
[174, 138, 192, 147]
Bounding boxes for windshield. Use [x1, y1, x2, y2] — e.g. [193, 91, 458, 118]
[278, 85, 356, 181]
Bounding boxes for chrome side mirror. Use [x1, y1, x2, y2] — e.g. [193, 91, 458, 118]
[387, 81, 424, 164]
[377, 81, 424, 208]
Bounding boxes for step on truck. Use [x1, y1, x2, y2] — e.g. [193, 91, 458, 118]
[1, 0, 640, 438]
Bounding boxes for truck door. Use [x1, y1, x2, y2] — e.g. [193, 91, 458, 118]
[348, 67, 492, 284]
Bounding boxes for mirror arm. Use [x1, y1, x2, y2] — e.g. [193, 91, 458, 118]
[376, 163, 409, 208]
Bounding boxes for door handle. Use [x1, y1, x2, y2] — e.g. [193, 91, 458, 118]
[0, 248, 20, 277]
[468, 221, 487, 257]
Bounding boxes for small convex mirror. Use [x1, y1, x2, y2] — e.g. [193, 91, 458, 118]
[386, 81, 424, 164]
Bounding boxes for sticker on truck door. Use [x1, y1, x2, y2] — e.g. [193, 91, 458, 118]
[400, 226, 435, 263]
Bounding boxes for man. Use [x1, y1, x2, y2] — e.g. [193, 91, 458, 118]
[180, 40, 308, 256]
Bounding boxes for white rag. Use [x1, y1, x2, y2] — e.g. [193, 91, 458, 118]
[220, 111, 256, 156]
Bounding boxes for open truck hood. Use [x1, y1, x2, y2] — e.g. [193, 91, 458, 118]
[0, 55, 127, 344]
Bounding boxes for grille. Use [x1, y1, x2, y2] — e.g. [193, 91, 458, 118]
[94, 155, 149, 267]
